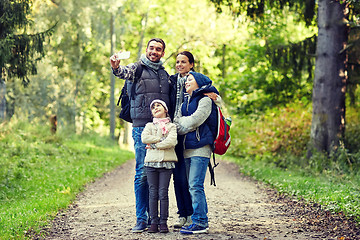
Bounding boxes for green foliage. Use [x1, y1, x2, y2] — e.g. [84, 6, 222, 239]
[0, 119, 134, 239]
[345, 111, 360, 152]
[216, 7, 316, 115]
[16, 0, 244, 133]
[228, 100, 360, 170]
[228, 101, 312, 159]
[0, 0, 54, 85]
[209, 0, 317, 26]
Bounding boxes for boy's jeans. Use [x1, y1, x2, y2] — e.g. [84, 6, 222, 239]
[185, 156, 210, 228]
[132, 127, 149, 223]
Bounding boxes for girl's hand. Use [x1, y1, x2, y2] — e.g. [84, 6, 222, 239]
[145, 144, 157, 149]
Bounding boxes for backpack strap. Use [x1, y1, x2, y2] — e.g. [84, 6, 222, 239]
[116, 84, 125, 106]
[130, 61, 143, 100]
[208, 153, 219, 186]
[116, 61, 143, 105]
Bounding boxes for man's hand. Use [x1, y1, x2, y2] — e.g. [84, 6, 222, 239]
[110, 51, 130, 70]
[110, 53, 121, 70]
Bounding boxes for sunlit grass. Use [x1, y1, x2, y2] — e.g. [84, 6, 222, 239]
[0, 120, 134, 239]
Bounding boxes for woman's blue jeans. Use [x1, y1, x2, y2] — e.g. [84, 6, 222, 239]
[132, 127, 149, 223]
[173, 137, 193, 218]
[185, 156, 209, 228]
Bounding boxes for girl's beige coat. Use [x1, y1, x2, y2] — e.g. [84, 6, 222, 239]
[141, 122, 178, 163]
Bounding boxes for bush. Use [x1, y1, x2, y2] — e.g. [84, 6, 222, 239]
[228, 102, 360, 171]
[228, 101, 311, 157]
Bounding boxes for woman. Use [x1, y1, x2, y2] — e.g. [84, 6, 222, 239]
[169, 51, 195, 228]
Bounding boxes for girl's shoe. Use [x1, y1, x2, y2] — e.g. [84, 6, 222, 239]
[147, 224, 159, 233]
[159, 224, 169, 233]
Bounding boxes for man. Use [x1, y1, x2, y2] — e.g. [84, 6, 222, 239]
[110, 38, 171, 232]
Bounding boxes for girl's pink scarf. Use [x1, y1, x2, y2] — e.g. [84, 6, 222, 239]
[153, 118, 170, 135]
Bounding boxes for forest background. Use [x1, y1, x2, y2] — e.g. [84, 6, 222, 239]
[1, 0, 360, 239]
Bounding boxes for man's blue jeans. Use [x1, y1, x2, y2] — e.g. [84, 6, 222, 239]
[185, 156, 209, 228]
[132, 127, 149, 223]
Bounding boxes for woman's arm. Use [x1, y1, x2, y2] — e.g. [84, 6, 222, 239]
[204, 92, 224, 107]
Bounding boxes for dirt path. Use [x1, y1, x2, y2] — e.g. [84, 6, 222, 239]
[44, 159, 359, 240]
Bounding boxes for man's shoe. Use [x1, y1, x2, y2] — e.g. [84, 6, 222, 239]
[180, 223, 208, 234]
[147, 224, 159, 233]
[132, 221, 147, 233]
[173, 217, 186, 228]
[183, 216, 193, 227]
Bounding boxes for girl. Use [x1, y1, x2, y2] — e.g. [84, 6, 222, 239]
[141, 99, 178, 233]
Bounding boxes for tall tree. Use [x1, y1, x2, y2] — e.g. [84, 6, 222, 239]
[110, 13, 116, 139]
[310, 1, 348, 154]
[0, 0, 53, 121]
[209, 0, 359, 155]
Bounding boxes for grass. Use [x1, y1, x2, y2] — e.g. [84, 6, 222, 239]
[0, 120, 134, 240]
[227, 155, 360, 222]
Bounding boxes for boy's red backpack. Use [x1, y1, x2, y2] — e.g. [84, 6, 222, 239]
[213, 106, 231, 155]
[207, 104, 231, 186]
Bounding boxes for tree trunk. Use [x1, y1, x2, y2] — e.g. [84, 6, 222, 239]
[110, 13, 116, 139]
[310, 0, 348, 155]
[0, 79, 6, 121]
[137, 9, 149, 59]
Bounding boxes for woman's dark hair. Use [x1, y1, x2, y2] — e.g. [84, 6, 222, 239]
[177, 51, 195, 71]
[147, 38, 166, 51]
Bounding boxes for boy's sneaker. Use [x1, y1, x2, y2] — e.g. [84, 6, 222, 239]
[173, 217, 186, 228]
[183, 216, 193, 227]
[180, 223, 208, 234]
[132, 221, 147, 233]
